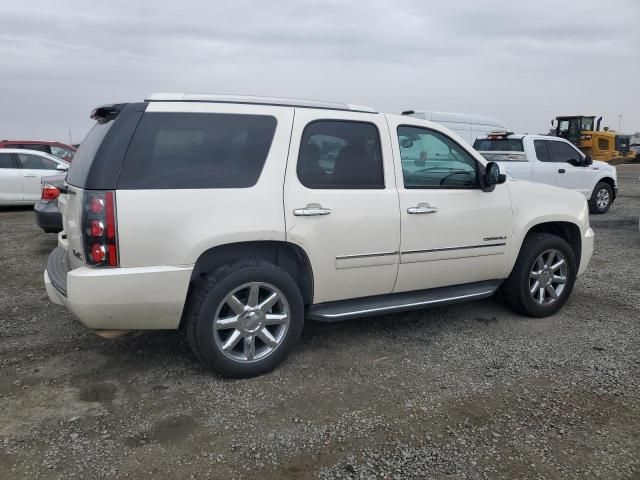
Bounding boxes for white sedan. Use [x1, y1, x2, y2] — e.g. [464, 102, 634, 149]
[0, 149, 69, 205]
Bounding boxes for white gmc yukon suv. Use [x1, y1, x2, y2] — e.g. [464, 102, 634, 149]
[474, 133, 618, 214]
[45, 94, 594, 377]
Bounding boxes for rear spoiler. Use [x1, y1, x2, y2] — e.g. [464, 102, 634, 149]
[90, 103, 128, 122]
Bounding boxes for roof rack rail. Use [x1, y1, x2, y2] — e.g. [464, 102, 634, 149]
[145, 93, 377, 113]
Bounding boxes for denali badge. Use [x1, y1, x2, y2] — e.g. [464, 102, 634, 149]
[483, 236, 507, 241]
[72, 249, 83, 260]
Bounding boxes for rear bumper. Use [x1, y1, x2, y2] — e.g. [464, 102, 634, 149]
[44, 247, 193, 330]
[577, 227, 594, 277]
[34, 201, 62, 233]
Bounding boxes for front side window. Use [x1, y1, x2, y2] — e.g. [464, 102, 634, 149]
[0, 153, 16, 169]
[17, 153, 58, 170]
[297, 120, 384, 189]
[118, 113, 277, 189]
[398, 126, 478, 188]
[548, 141, 582, 163]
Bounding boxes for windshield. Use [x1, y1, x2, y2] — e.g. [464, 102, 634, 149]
[473, 138, 523, 152]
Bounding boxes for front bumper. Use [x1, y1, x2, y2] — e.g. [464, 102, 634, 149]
[577, 227, 595, 277]
[44, 247, 193, 330]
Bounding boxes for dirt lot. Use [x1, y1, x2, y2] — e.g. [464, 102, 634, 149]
[1, 164, 639, 480]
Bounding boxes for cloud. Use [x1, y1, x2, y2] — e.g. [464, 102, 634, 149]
[1, 0, 638, 141]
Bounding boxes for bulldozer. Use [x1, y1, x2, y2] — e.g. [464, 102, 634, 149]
[551, 115, 634, 163]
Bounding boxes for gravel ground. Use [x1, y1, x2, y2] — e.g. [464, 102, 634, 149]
[1, 164, 639, 480]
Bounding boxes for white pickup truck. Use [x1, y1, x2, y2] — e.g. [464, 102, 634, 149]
[474, 133, 618, 214]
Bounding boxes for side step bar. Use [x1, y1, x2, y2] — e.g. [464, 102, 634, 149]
[306, 280, 503, 322]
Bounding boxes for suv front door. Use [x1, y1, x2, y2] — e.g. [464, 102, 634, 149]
[284, 109, 400, 304]
[388, 119, 513, 293]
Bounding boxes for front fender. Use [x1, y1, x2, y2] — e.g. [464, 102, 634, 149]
[502, 180, 590, 277]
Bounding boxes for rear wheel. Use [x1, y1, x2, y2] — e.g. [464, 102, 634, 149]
[502, 233, 576, 317]
[588, 182, 613, 214]
[185, 260, 304, 378]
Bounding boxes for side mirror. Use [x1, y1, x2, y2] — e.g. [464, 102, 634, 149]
[584, 155, 593, 166]
[482, 162, 506, 192]
[567, 158, 581, 167]
[56, 164, 68, 171]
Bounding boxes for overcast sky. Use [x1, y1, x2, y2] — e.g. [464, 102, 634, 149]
[1, 0, 639, 143]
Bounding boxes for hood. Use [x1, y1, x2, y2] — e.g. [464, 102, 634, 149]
[591, 160, 616, 173]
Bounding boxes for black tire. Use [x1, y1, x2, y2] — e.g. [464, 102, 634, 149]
[588, 182, 613, 214]
[185, 259, 304, 378]
[502, 233, 577, 317]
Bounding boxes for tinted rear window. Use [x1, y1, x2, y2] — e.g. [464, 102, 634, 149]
[67, 121, 114, 187]
[117, 113, 277, 189]
[473, 139, 523, 152]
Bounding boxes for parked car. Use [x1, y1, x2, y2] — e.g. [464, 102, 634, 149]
[0, 149, 69, 205]
[45, 94, 594, 378]
[34, 173, 65, 233]
[474, 133, 618, 214]
[630, 144, 640, 162]
[0, 140, 76, 161]
[403, 110, 509, 144]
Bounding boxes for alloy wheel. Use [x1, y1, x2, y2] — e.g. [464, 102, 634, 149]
[596, 188, 610, 210]
[529, 249, 568, 306]
[213, 282, 290, 363]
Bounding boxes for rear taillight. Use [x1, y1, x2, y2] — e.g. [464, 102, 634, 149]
[41, 184, 60, 203]
[82, 191, 118, 267]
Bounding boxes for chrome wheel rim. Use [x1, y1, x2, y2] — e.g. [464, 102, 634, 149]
[213, 282, 290, 363]
[529, 249, 568, 306]
[596, 189, 610, 209]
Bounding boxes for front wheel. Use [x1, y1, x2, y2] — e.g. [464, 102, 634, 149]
[502, 233, 577, 317]
[589, 182, 613, 214]
[185, 260, 304, 378]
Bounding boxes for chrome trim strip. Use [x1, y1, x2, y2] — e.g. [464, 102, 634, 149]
[402, 242, 506, 255]
[319, 289, 495, 319]
[336, 251, 399, 260]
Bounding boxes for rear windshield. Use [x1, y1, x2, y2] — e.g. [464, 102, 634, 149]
[473, 138, 523, 152]
[67, 121, 114, 187]
[117, 113, 277, 189]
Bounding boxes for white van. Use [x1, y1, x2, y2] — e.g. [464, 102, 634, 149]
[405, 111, 509, 145]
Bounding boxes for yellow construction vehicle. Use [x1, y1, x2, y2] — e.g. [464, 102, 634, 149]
[552, 115, 634, 163]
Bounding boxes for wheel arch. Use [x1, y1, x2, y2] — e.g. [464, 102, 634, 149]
[187, 240, 314, 308]
[521, 221, 582, 270]
[595, 176, 616, 200]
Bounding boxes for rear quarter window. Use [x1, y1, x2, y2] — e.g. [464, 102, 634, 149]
[117, 113, 277, 189]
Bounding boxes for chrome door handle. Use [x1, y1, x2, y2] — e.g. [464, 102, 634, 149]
[407, 204, 438, 214]
[24, 174, 37, 178]
[293, 206, 332, 216]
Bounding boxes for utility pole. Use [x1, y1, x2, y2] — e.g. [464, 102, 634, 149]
[618, 114, 622, 133]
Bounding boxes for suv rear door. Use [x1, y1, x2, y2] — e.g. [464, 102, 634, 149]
[284, 109, 400, 304]
[15, 153, 63, 202]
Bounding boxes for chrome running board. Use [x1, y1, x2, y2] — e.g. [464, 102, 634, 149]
[306, 280, 502, 322]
